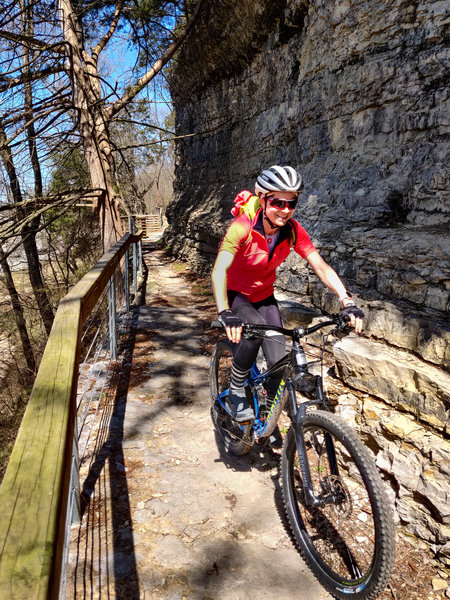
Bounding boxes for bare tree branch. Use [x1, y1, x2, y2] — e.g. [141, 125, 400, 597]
[0, 188, 105, 260]
[107, 0, 205, 119]
[91, 0, 124, 63]
[0, 29, 66, 53]
[0, 65, 65, 93]
[113, 117, 174, 135]
[0, 89, 72, 128]
[0, 188, 99, 212]
[112, 115, 233, 151]
[0, 106, 70, 150]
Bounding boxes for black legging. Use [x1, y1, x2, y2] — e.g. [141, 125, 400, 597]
[228, 291, 286, 398]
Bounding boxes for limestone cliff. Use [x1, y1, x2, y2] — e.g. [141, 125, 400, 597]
[165, 0, 449, 551]
[167, 0, 449, 364]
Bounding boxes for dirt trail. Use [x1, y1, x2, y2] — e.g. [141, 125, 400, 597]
[67, 240, 330, 600]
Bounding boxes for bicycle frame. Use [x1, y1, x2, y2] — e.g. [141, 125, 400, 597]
[216, 352, 291, 438]
[213, 316, 347, 508]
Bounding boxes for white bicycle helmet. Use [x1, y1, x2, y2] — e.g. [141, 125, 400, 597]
[255, 165, 304, 195]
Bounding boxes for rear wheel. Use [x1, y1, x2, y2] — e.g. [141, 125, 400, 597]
[209, 340, 253, 456]
[281, 410, 395, 599]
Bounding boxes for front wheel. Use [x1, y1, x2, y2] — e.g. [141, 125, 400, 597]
[209, 339, 253, 456]
[281, 410, 395, 599]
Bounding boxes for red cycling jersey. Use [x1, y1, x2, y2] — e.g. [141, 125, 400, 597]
[219, 208, 316, 302]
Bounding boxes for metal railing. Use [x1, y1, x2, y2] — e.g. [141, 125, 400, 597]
[0, 230, 143, 600]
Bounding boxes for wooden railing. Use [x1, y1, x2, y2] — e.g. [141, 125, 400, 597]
[0, 231, 142, 600]
[121, 214, 164, 238]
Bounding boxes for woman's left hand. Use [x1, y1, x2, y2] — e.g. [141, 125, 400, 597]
[340, 304, 364, 334]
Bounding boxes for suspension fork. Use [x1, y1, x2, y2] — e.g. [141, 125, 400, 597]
[314, 373, 340, 478]
[287, 379, 339, 508]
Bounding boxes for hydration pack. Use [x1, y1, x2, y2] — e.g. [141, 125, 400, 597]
[231, 190, 261, 219]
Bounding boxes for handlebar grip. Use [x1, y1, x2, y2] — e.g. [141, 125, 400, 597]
[211, 319, 223, 328]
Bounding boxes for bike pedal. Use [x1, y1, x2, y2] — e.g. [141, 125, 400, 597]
[237, 418, 254, 425]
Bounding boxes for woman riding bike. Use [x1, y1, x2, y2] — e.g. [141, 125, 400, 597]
[211, 165, 364, 440]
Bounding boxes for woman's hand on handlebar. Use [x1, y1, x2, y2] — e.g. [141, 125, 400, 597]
[339, 304, 364, 334]
[217, 309, 243, 344]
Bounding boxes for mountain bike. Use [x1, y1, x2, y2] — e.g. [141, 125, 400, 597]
[210, 313, 395, 599]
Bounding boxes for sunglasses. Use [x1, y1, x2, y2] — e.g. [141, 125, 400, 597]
[267, 196, 298, 210]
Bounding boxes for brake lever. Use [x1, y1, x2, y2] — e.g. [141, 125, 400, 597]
[329, 314, 351, 337]
[242, 324, 260, 340]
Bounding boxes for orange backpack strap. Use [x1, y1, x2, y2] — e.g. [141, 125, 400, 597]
[231, 190, 254, 216]
[231, 190, 261, 220]
[288, 220, 297, 247]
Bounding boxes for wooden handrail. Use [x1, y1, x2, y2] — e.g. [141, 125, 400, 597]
[121, 214, 164, 238]
[0, 232, 142, 600]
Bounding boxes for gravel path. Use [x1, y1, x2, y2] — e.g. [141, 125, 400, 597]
[66, 240, 330, 600]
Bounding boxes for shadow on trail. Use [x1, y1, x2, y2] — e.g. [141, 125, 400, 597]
[73, 290, 204, 598]
[74, 320, 141, 600]
[211, 425, 304, 570]
[271, 462, 301, 553]
[212, 427, 281, 474]
[146, 515, 309, 600]
[212, 439, 303, 577]
[70, 237, 314, 599]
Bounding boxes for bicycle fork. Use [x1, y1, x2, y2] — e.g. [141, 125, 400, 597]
[287, 379, 342, 509]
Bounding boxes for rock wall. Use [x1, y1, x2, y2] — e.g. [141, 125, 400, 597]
[165, 0, 450, 550]
[333, 335, 450, 555]
[167, 0, 449, 364]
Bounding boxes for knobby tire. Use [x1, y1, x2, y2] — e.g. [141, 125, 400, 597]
[282, 410, 395, 600]
[210, 339, 253, 456]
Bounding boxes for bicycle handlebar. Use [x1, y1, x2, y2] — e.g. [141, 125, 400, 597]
[211, 313, 350, 340]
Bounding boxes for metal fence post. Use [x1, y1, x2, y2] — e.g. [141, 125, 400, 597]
[108, 276, 117, 361]
[58, 422, 80, 599]
[128, 215, 138, 298]
[132, 241, 137, 298]
[70, 427, 81, 523]
[138, 240, 143, 276]
[124, 249, 130, 312]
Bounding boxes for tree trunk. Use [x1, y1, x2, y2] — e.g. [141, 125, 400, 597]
[0, 120, 54, 335]
[82, 108, 122, 249]
[58, 0, 122, 250]
[57, 0, 205, 250]
[0, 244, 36, 379]
[20, 231, 55, 335]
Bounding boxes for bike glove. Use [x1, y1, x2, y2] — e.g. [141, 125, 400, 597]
[340, 304, 365, 321]
[218, 309, 243, 329]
